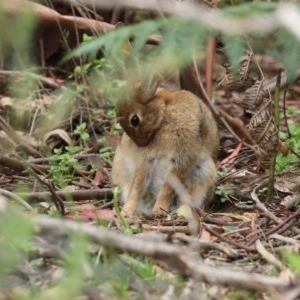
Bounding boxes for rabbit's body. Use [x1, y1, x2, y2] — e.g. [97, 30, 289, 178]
[112, 87, 219, 215]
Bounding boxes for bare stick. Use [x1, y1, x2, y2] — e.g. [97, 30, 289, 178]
[256, 240, 285, 270]
[267, 71, 281, 202]
[63, 0, 281, 36]
[0, 189, 33, 211]
[34, 215, 296, 293]
[16, 188, 113, 203]
[247, 194, 300, 246]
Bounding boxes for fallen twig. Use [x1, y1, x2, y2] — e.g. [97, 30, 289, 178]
[16, 188, 113, 203]
[0, 155, 48, 174]
[142, 224, 190, 234]
[31, 174, 66, 215]
[247, 188, 300, 246]
[256, 240, 285, 270]
[251, 186, 281, 224]
[0, 188, 33, 211]
[34, 215, 297, 294]
[203, 223, 254, 252]
[270, 234, 300, 246]
[0, 70, 61, 89]
[174, 233, 239, 258]
[0, 155, 27, 172]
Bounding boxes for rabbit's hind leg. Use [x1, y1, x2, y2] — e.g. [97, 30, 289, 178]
[121, 163, 150, 216]
[152, 169, 184, 215]
[188, 156, 217, 208]
[152, 181, 176, 215]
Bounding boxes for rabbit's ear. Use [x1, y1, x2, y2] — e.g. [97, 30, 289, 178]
[133, 79, 159, 104]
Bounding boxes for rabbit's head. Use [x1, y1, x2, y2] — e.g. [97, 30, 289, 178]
[116, 81, 165, 147]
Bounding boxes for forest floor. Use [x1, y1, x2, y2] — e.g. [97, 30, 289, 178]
[0, 1, 300, 299]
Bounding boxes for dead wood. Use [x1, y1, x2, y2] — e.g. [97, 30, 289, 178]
[205, 37, 216, 99]
[0, 155, 27, 172]
[0, 1, 300, 298]
[1, 0, 159, 67]
[34, 215, 298, 294]
[247, 208, 300, 246]
[218, 110, 257, 146]
[16, 188, 113, 203]
[0, 70, 61, 89]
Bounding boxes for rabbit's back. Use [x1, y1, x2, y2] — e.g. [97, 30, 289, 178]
[150, 89, 218, 159]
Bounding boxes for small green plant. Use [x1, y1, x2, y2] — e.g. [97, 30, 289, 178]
[71, 34, 108, 80]
[106, 108, 116, 118]
[258, 187, 268, 196]
[106, 108, 122, 134]
[49, 146, 85, 188]
[100, 146, 114, 161]
[74, 122, 90, 147]
[225, 290, 258, 300]
[113, 187, 133, 234]
[110, 123, 122, 134]
[216, 185, 234, 202]
[72, 57, 108, 77]
[276, 121, 300, 172]
[135, 258, 156, 279]
[0, 210, 34, 279]
[282, 250, 300, 275]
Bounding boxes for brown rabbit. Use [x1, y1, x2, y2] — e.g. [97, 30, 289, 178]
[111, 82, 219, 216]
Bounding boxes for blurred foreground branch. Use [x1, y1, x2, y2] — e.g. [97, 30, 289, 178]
[34, 214, 298, 295]
[64, 0, 300, 38]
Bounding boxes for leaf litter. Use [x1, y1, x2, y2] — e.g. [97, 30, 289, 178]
[0, 1, 300, 299]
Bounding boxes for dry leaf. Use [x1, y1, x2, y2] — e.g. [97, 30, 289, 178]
[0, 96, 14, 108]
[43, 129, 74, 147]
[220, 141, 243, 167]
[91, 167, 106, 186]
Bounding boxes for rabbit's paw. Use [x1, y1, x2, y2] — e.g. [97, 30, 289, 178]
[121, 202, 138, 217]
[152, 205, 169, 216]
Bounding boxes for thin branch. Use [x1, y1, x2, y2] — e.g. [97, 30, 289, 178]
[16, 188, 113, 203]
[68, 0, 279, 35]
[0, 189, 33, 211]
[256, 240, 285, 270]
[34, 215, 296, 293]
[0, 70, 61, 89]
[247, 199, 300, 246]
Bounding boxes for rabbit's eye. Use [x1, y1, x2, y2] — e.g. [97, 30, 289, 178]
[130, 115, 140, 127]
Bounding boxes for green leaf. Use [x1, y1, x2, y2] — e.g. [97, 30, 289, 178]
[270, 29, 300, 81]
[75, 122, 87, 132]
[132, 19, 164, 53]
[282, 250, 300, 274]
[73, 163, 84, 170]
[222, 2, 277, 16]
[0, 211, 34, 278]
[66, 25, 133, 63]
[65, 17, 209, 74]
[81, 132, 90, 141]
[66, 146, 82, 154]
[224, 35, 246, 74]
